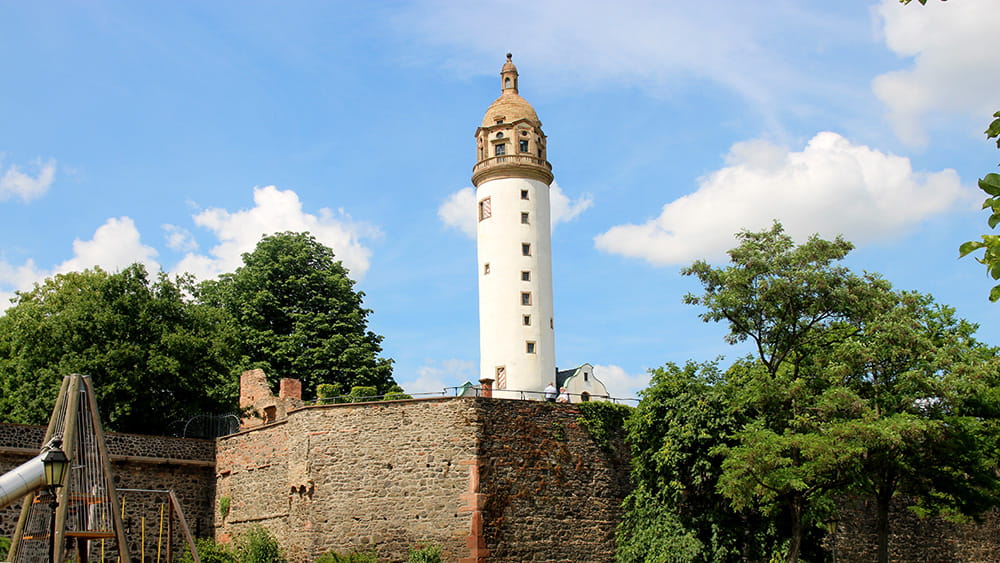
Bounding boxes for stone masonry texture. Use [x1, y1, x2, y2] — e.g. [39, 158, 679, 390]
[213, 397, 631, 563]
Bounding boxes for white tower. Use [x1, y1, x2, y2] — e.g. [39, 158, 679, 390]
[473, 54, 555, 398]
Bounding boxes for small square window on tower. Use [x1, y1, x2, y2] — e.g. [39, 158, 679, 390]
[523, 315, 531, 326]
[522, 243, 531, 256]
[521, 292, 531, 306]
[479, 197, 492, 221]
[526, 341, 536, 354]
[520, 189, 529, 200]
[521, 212, 529, 224]
[521, 271, 530, 281]
[495, 144, 506, 156]
[519, 140, 529, 152]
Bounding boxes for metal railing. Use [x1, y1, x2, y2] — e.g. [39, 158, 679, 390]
[310, 389, 638, 406]
[472, 154, 552, 175]
[444, 386, 638, 406]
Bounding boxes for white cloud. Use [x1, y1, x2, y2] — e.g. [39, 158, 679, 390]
[397, 358, 476, 396]
[174, 185, 379, 280]
[0, 259, 46, 310]
[438, 182, 592, 239]
[551, 183, 594, 225]
[0, 217, 159, 312]
[595, 131, 968, 265]
[0, 158, 56, 202]
[0, 186, 380, 312]
[55, 217, 160, 275]
[873, 0, 1000, 145]
[592, 364, 650, 399]
[163, 224, 198, 252]
[396, 2, 861, 121]
[438, 187, 477, 237]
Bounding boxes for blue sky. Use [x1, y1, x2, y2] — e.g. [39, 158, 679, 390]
[2, 1, 998, 399]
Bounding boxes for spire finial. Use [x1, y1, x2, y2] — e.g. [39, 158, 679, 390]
[501, 53, 518, 94]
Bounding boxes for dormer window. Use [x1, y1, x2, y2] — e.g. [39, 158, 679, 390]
[496, 119, 504, 125]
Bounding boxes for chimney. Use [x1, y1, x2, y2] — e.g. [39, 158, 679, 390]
[279, 378, 302, 400]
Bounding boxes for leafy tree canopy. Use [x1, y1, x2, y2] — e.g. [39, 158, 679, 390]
[198, 232, 394, 398]
[619, 223, 1000, 563]
[0, 265, 238, 434]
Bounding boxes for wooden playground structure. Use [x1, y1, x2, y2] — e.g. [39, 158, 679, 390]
[1, 374, 201, 562]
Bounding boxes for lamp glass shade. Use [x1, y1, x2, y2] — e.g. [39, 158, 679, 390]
[41, 448, 70, 487]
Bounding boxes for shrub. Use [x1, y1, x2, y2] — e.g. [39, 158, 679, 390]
[219, 496, 231, 520]
[384, 392, 413, 401]
[0, 536, 11, 557]
[316, 383, 343, 403]
[348, 386, 378, 402]
[180, 537, 236, 563]
[408, 543, 442, 563]
[235, 525, 286, 563]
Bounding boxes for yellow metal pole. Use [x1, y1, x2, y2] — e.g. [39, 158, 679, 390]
[157, 503, 165, 563]
[118, 495, 126, 563]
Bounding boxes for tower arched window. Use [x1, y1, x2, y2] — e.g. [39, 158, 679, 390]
[505, 77, 511, 88]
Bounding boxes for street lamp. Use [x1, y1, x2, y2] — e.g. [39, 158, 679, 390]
[41, 438, 69, 563]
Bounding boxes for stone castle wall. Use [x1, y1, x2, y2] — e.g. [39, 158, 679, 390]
[475, 400, 629, 562]
[829, 497, 1000, 562]
[0, 423, 215, 558]
[214, 397, 630, 563]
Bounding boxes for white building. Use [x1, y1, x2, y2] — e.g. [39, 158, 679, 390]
[472, 54, 609, 402]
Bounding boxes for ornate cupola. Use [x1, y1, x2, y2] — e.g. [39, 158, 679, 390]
[472, 54, 553, 187]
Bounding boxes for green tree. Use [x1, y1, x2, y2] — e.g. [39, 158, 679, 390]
[0, 265, 238, 434]
[199, 232, 393, 398]
[683, 223, 1000, 561]
[682, 224, 883, 561]
[617, 361, 779, 563]
[824, 292, 1000, 562]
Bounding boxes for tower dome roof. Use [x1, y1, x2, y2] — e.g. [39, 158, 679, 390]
[481, 93, 540, 128]
[480, 53, 540, 127]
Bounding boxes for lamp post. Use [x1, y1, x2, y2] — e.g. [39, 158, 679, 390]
[41, 438, 70, 563]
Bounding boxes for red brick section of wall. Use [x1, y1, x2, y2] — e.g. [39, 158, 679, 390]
[239, 369, 304, 429]
[458, 459, 488, 563]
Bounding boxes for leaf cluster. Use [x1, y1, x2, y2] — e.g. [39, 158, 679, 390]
[199, 232, 394, 398]
[0, 265, 239, 434]
[958, 111, 1000, 300]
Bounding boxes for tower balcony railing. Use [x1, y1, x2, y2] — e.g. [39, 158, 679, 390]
[472, 154, 552, 176]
